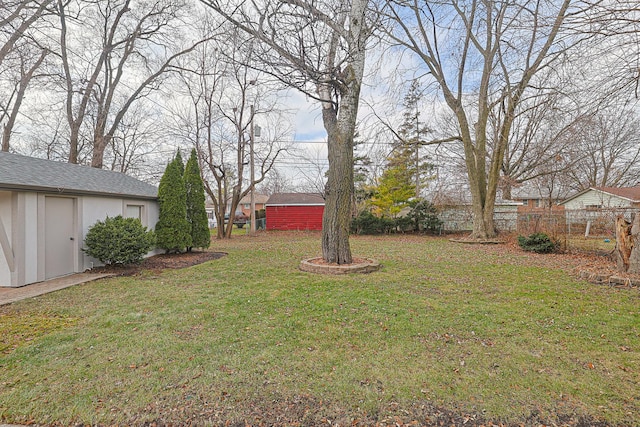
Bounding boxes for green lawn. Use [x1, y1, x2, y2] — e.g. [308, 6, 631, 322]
[1, 233, 638, 426]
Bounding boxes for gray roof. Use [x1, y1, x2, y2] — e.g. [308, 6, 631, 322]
[0, 152, 157, 199]
[510, 186, 563, 200]
[239, 193, 270, 205]
[266, 192, 325, 206]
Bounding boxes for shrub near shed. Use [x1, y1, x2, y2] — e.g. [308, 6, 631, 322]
[84, 216, 155, 265]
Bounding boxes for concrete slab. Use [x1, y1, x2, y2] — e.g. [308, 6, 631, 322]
[0, 272, 112, 306]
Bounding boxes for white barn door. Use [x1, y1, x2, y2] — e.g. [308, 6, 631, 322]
[45, 196, 76, 279]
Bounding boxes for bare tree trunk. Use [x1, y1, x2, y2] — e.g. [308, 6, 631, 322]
[628, 214, 640, 275]
[615, 216, 631, 272]
[615, 213, 640, 275]
[2, 48, 48, 152]
[320, 0, 367, 264]
[201, 0, 370, 262]
[91, 134, 111, 168]
[321, 100, 354, 264]
[68, 123, 82, 163]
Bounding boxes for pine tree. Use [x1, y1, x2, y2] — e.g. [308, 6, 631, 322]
[184, 149, 211, 251]
[394, 79, 433, 198]
[155, 153, 192, 253]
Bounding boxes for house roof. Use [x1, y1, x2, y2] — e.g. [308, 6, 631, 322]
[239, 194, 270, 205]
[510, 186, 564, 200]
[266, 192, 325, 206]
[594, 186, 640, 202]
[0, 152, 157, 199]
[560, 186, 640, 205]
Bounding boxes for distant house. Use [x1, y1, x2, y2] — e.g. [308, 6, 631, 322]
[560, 186, 640, 210]
[510, 187, 565, 212]
[265, 193, 325, 231]
[238, 193, 269, 217]
[0, 152, 159, 287]
[558, 186, 640, 237]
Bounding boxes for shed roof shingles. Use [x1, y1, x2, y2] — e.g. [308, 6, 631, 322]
[0, 152, 157, 199]
[266, 192, 325, 205]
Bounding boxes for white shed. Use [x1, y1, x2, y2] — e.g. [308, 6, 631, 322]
[0, 152, 159, 288]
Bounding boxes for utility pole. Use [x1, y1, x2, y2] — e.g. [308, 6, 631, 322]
[415, 106, 420, 198]
[250, 104, 256, 235]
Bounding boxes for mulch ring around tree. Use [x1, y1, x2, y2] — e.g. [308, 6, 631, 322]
[300, 256, 381, 274]
[91, 251, 226, 276]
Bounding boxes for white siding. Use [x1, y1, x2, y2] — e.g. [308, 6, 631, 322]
[80, 196, 160, 270]
[0, 191, 159, 287]
[0, 192, 11, 286]
[23, 193, 38, 285]
[563, 190, 632, 210]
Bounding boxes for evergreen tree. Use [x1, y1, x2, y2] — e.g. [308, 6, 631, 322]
[184, 149, 211, 251]
[394, 79, 433, 198]
[174, 150, 184, 176]
[368, 80, 434, 217]
[155, 153, 191, 253]
[369, 161, 416, 218]
[353, 131, 374, 212]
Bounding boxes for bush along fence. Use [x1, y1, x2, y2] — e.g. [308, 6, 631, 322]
[516, 207, 640, 253]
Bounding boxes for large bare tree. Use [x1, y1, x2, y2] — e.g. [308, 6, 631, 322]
[55, 0, 199, 167]
[381, 0, 588, 239]
[201, 0, 372, 263]
[563, 102, 640, 191]
[0, 0, 53, 152]
[496, 84, 591, 199]
[1, 43, 49, 151]
[0, 0, 52, 68]
[169, 28, 289, 239]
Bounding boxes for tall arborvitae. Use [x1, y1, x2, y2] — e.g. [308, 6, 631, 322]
[184, 149, 211, 251]
[155, 153, 191, 253]
[174, 150, 184, 176]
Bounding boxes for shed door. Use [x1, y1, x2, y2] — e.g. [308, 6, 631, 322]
[45, 196, 75, 279]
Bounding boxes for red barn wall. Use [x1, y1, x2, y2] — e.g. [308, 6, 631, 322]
[266, 205, 324, 230]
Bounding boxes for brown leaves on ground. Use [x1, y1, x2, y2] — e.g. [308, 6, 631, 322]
[128, 394, 611, 427]
[93, 251, 226, 276]
[459, 235, 640, 287]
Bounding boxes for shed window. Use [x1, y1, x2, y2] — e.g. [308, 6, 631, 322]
[126, 205, 143, 221]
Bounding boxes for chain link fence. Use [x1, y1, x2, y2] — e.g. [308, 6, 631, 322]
[439, 205, 638, 253]
[516, 208, 639, 253]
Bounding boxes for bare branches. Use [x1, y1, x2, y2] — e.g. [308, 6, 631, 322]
[166, 21, 292, 239]
[380, 0, 587, 238]
[0, 0, 53, 68]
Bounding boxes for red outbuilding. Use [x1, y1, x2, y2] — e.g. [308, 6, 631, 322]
[265, 193, 325, 231]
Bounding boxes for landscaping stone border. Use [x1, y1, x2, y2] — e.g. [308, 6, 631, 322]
[299, 257, 381, 275]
